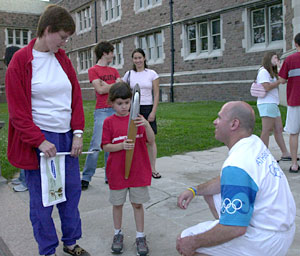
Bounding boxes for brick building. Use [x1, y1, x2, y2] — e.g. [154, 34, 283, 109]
[1, 0, 300, 103]
[0, 0, 49, 102]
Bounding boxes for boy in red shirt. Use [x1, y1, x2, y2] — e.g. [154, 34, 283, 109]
[101, 82, 155, 255]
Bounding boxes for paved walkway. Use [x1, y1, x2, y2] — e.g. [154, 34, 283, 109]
[0, 133, 299, 256]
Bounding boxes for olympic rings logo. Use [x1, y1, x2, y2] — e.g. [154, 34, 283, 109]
[221, 198, 243, 214]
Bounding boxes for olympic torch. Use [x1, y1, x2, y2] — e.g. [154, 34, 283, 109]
[125, 84, 140, 179]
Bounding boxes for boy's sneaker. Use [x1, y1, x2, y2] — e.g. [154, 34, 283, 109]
[136, 237, 149, 256]
[111, 231, 124, 254]
[81, 180, 89, 191]
[63, 245, 90, 255]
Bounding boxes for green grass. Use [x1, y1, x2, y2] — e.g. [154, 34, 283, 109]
[0, 101, 287, 179]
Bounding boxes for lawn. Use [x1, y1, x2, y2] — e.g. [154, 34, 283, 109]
[0, 101, 287, 179]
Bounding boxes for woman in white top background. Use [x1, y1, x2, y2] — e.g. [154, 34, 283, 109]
[256, 52, 291, 161]
[123, 48, 161, 178]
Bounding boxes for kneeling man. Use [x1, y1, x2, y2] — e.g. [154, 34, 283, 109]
[177, 101, 296, 256]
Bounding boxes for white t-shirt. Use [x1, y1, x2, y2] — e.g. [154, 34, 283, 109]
[31, 49, 72, 133]
[220, 135, 295, 231]
[256, 67, 279, 105]
[122, 69, 159, 105]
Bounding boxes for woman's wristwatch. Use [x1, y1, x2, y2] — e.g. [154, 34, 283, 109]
[73, 129, 83, 138]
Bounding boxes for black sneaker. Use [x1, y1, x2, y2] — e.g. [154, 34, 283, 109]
[111, 231, 124, 254]
[63, 245, 90, 255]
[136, 237, 149, 256]
[81, 180, 89, 191]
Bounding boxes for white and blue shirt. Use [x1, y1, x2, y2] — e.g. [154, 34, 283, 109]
[219, 135, 295, 231]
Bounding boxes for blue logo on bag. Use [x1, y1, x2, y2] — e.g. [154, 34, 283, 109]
[50, 160, 57, 180]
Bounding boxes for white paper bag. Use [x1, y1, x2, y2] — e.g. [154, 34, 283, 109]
[40, 155, 66, 207]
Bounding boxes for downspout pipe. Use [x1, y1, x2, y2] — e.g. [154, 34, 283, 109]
[169, 0, 174, 102]
[94, 0, 98, 43]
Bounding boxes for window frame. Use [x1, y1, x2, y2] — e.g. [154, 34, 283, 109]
[76, 6, 92, 34]
[5, 28, 31, 47]
[135, 0, 162, 13]
[137, 31, 164, 65]
[245, 2, 283, 52]
[77, 48, 93, 73]
[111, 41, 124, 68]
[184, 17, 223, 60]
[102, 0, 121, 25]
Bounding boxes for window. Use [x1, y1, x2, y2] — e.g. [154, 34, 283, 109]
[138, 32, 163, 63]
[77, 6, 92, 33]
[6, 28, 30, 47]
[250, 4, 283, 46]
[185, 18, 221, 58]
[78, 49, 93, 73]
[135, 0, 161, 12]
[102, 0, 121, 24]
[112, 41, 123, 67]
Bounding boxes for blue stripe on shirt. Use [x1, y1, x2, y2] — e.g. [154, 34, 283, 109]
[219, 166, 258, 227]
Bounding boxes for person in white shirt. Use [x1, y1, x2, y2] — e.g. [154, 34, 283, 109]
[256, 52, 291, 161]
[123, 48, 161, 179]
[176, 101, 296, 256]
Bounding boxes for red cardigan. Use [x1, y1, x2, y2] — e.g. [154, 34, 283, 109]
[5, 38, 85, 169]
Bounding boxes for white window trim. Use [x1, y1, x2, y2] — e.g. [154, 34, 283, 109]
[181, 18, 224, 60]
[5, 28, 32, 47]
[134, 0, 162, 13]
[111, 41, 124, 69]
[242, 4, 284, 53]
[101, 0, 122, 26]
[135, 30, 165, 65]
[77, 49, 93, 74]
[76, 5, 92, 35]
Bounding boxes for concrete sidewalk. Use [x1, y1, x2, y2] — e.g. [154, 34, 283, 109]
[0, 133, 299, 256]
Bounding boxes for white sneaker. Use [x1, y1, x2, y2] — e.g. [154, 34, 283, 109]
[13, 184, 28, 192]
[11, 178, 22, 185]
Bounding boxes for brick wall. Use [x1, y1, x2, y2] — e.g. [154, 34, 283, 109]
[0, 0, 295, 103]
[0, 11, 40, 102]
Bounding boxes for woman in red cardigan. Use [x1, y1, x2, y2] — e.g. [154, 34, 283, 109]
[5, 5, 89, 256]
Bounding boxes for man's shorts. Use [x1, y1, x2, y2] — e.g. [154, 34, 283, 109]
[257, 103, 281, 118]
[109, 186, 150, 205]
[180, 193, 295, 256]
[284, 106, 300, 134]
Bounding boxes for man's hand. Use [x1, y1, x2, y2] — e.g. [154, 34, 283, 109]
[177, 190, 194, 209]
[70, 135, 83, 157]
[38, 140, 57, 158]
[176, 235, 198, 256]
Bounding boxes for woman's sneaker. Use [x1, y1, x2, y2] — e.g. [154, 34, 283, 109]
[63, 245, 90, 255]
[111, 231, 124, 254]
[136, 237, 149, 256]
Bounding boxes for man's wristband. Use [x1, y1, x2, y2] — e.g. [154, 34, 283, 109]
[187, 187, 197, 197]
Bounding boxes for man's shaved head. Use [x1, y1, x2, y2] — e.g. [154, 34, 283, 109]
[223, 101, 255, 134]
